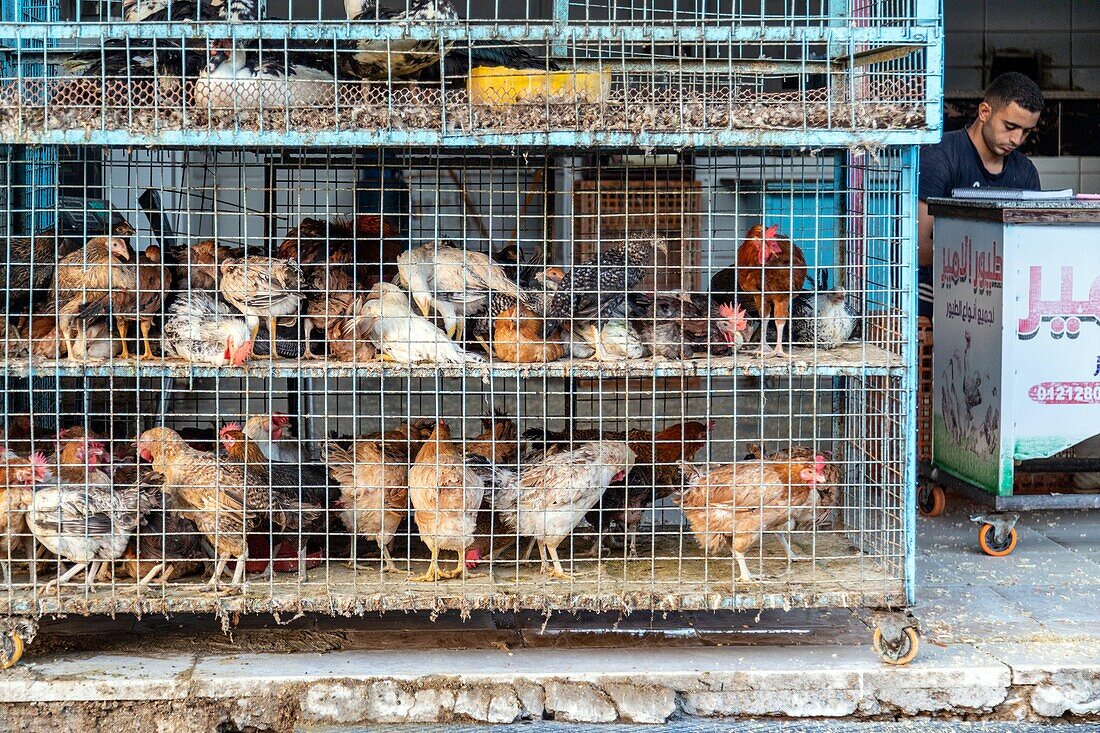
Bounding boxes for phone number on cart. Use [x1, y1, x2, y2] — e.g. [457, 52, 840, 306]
[1028, 382, 1100, 405]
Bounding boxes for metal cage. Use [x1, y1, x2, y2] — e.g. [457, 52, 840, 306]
[0, 0, 929, 667]
[1, 146, 916, 617]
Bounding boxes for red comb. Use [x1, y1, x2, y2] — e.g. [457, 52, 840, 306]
[765, 224, 779, 238]
[30, 452, 48, 468]
[815, 455, 826, 469]
[220, 422, 242, 436]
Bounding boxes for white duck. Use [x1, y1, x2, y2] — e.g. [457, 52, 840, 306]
[357, 282, 485, 365]
[193, 39, 337, 112]
[161, 291, 254, 367]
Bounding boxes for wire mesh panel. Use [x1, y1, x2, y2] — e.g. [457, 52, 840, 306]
[0, 0, 941, 146]
[0, 146, 914, 617]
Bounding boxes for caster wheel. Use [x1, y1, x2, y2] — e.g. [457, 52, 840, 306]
[873, 626, 920, 666]
[0, 632, 24, 670]
[917, 484, 946, 517]
[978, 524, 1017, 557]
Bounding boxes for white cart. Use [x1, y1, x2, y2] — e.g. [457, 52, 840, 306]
[924, 198, 1100, 556]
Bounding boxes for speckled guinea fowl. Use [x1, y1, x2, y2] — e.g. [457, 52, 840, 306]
[541, 232, 668, 337]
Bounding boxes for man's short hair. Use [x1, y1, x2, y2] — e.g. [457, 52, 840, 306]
[984, 72, 1044, 114]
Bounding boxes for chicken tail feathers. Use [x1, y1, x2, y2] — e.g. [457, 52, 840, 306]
[74, 292, 116, 323]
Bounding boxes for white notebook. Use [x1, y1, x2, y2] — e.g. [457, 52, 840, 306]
[951, 187, 1075, 200]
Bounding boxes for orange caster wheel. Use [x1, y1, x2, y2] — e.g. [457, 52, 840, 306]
[873, 626, 920, 666]
[0, 631, 24, 670]
[978, 523, 1017, 557]
[917, 484, 946, 517]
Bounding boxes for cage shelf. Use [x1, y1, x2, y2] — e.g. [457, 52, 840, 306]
[5, 344, 903, 380]
[3, 533, 907, 618]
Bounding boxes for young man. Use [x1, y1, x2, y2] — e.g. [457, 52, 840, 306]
[917, 72, 1044, 316]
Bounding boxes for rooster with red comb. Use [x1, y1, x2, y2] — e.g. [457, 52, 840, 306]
[735, 224, 808, 357]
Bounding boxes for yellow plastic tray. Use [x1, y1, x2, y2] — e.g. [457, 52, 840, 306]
[468, 66, 611, 106]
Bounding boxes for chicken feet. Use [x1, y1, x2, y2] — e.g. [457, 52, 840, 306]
[411, 547, 484, 582]
[117, 318, 131, 359]
[410, 546, 458, 582]
[539, 540, 587, 581]
[140, 319, 157, 359]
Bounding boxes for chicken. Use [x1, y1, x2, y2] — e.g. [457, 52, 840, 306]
[108, 462, 207, 586]
[243, 413, 307, 465]
[161, 291, 254, 366]
[744, 445, 841, 540]
[32, 311, 119, 361]
[713, 302, 751, 354]
[52, 236, 133, 302]
[119, 506, 206, 586]
[74, 245, 171, 360]
[124, 0, 226, 22]
[494, 442, 635, 579]
[468, 267, 565, 350]
[325, 419, 434, 572]
[676, 451, 829, 581]
[219, 256, 305, 359]
[395, 242, 528, 341]
[491, 305, 564, 364]
[526, 422, 711, 558]
[1, 212, 135, 321]
[542, 232, 668, 337]
[219, 424, 331, 576]
[343, 0, 458, 80]
[736, 224, 808, 357]
[28, 473, 150, 592]
[463, 415, 521, 569]
[52, 435, 112, 486]
[168, 240, 235, 292]
[407, 420, 486, 582]
[465, 414, 519, 466]
[223, 421, 329, 506]
[0, 452, 50, 584]
[790, 272, 859, 349]
[0, 415, 37, 458]
[708, 262, 760, 322]
[279, 215, 404, 289]
[136, 427, 280, 589]
[326, 295, 380, 363]
[52, 237, 135, 360]
[358, 282, 485, 364]
[303, 266, 359, 359]
[581, 319, 645, 361]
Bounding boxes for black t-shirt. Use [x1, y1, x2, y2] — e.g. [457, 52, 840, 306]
[919, 128, 1041, 201]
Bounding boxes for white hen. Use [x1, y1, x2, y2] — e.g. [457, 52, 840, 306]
[358, 282, 484, 365]
[395, 242, 527, 340]
[496, 441, 635, 579]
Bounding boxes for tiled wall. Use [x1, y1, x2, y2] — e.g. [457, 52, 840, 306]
[1031, 156, 1100, 193]
[945, 0, 1099, 93]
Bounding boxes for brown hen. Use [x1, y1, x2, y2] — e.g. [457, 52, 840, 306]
[676, 451, 829, 581]
[407, 420, 486, 582]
